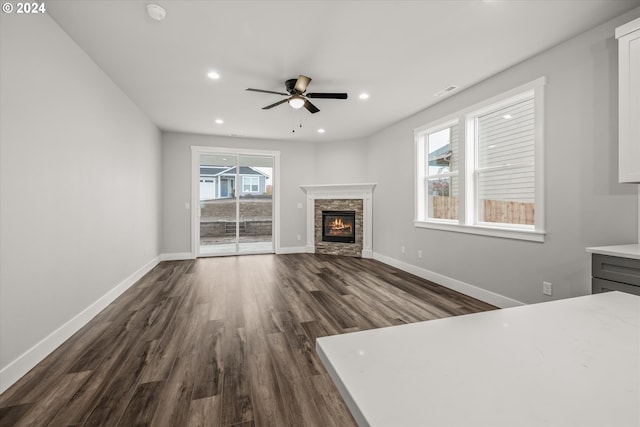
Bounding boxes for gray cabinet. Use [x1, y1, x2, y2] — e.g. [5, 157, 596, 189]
[592, 254, 640, 296]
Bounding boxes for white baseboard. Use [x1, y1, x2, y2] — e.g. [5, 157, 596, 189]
[372, 252, 524, 309]
[276, 246, 308, 254]
[159, 252, 195, 261]
[0, 256, 161, 394]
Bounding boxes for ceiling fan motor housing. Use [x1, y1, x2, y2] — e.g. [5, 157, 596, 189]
[285, 79, 299, 94]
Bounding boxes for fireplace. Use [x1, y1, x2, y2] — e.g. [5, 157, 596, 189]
[322, 210, 356, 243]
[300, 183, 375, 258]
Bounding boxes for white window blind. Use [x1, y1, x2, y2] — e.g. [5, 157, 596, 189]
[475, 95, 535, 225]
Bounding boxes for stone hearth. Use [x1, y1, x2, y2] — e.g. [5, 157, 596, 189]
[300, 184, 375, 258]
[315, 199, 362, 256]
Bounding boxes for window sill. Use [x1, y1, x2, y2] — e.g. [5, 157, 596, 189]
[414, 220, 545, 242]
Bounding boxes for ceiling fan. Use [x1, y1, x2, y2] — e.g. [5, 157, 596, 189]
[246, 75, 348, 114]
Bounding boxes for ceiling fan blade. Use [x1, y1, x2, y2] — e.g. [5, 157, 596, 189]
[294, 75, 311, 93]
[262, 98, 289, 110]
[304, 99, 320, 114]
[246, 88, 289, 96]
[306, 92, 348, 99]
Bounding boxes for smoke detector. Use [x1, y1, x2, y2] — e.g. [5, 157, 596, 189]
[146, 4, 166, 21]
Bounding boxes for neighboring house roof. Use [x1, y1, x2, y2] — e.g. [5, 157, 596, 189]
[200, 166, 229, 176]
[200, 166, 268, 177]
[428, 145, 452, 166]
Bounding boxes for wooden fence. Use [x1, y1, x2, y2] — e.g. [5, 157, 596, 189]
[430, 196, 458, 220]
[430, 196, 534, 225]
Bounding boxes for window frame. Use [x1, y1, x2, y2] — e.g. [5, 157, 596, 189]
[242, 175, 260, 193]
[415, 77, 546, 242]
[415, 118, 460, 224]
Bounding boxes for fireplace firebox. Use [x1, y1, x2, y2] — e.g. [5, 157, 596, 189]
[322, 210, 356, 243]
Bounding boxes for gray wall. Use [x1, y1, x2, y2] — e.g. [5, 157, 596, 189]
[161, 133, 316, 253]
[313, 138, 369, 184]
[0, 14, 161, 370]
[366, 9, 640, 304]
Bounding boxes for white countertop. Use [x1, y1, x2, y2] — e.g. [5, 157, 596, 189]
[586, 244, 640, 260]
[317, 292, 640, 427]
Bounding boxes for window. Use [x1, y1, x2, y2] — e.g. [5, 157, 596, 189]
[242, 176, 260, 193]
[474, 95, 535, 226]
[415, 78, 545, 242]
[418, 121, 460, 221]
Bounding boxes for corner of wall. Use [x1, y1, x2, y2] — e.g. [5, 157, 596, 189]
[0, 256, 161, 394]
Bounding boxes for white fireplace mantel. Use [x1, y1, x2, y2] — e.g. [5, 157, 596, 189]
[300, 183, 376, 258]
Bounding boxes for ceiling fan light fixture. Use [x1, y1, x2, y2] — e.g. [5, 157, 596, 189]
[288, 95, 305, 109]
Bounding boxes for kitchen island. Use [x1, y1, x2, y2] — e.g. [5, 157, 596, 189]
[317, 291, 640, 427]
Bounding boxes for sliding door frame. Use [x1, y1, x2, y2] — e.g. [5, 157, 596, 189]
[190, 146, 280, 257]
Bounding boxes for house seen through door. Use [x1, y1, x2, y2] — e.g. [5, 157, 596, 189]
[197, 151, 275, 256]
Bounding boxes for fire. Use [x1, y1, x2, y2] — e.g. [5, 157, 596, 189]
[330, 217, 352, 234]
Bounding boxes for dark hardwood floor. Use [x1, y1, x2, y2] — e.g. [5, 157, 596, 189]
[0, 254, 495, 426]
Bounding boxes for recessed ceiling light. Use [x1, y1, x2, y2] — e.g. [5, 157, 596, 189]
[146, 4, 166, 21]
[359, 93, 370, 100]
[215, 118, 224, 124]
[317, 128, 326, 134]
[207, 71, 220, 80]
[502, 114, 513, 120]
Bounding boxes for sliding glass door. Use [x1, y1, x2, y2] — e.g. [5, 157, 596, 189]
[238, 155, 274, 254]
[198, 153, 238, 256]
[196, 149, 275, 257]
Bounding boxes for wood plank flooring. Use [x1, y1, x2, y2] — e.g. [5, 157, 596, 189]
[0, 254, 496, 427]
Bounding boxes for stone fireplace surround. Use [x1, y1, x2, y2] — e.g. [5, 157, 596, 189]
[300, 184, 375, 258]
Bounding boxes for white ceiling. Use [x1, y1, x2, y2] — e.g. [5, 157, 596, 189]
[47, 0, 640, 142]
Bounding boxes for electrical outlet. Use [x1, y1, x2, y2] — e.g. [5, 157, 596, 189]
[401, 246, 406, 254]
[418, 250, 423, 259]
[543, 281, 553, 296]
[297, 234, 301, 241]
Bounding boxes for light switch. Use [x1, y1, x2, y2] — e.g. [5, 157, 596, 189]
[185, 202, 190, 209]
[297, 203, 303, 209]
